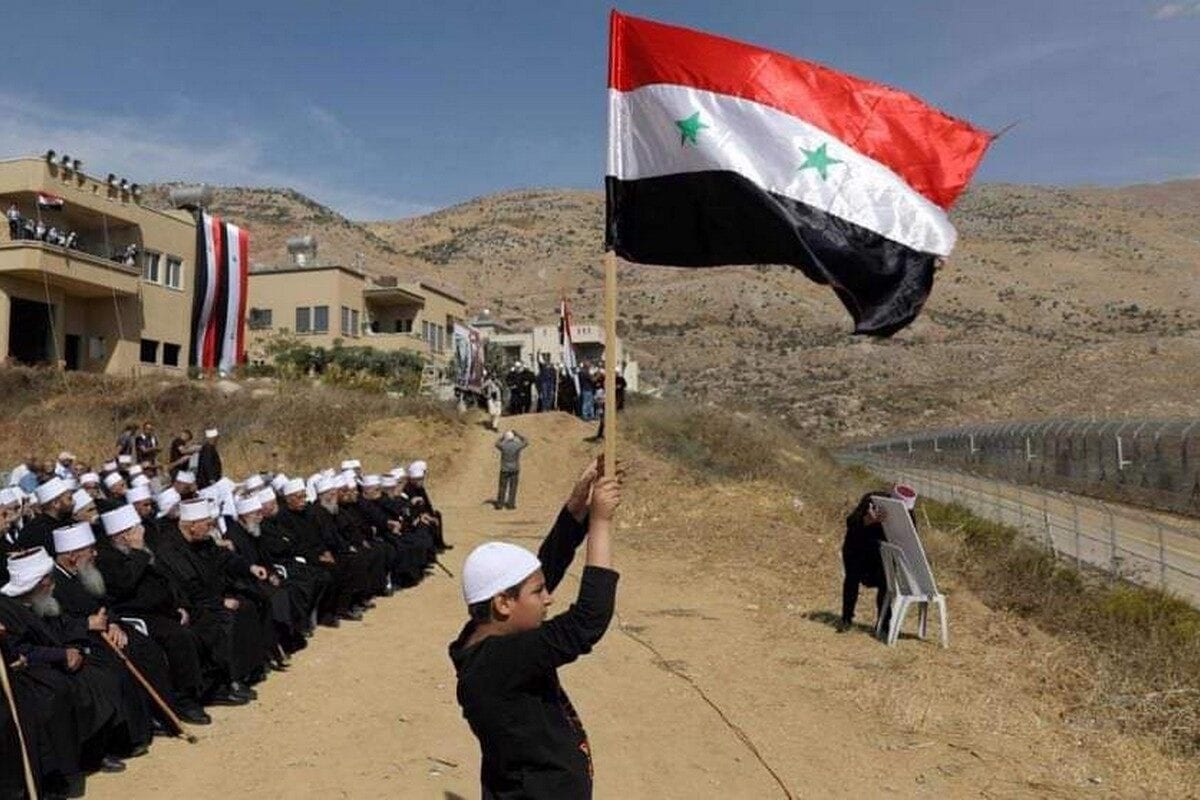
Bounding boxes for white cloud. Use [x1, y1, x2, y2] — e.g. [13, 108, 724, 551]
[1152, 2, 1200, 20]
[0, 91, 431, 220]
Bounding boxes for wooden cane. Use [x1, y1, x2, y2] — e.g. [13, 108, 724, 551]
[434, 559, 455, 579]
[0, 649, 39, 799]
[99, 636, 198, 744]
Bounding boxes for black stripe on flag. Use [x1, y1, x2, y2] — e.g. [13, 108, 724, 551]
[605, 172, 937, 336]
[211, 222, 231, 367]
[188, 215, 209, 367]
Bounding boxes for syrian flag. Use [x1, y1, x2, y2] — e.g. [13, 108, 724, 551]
[558, 298, 578, 372]
[189, 213, 249, 371]
[605, 12, 992, 336]
[36, 193, 64, 210]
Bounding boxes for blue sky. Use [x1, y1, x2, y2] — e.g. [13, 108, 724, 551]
[2, 1, 1196, 219]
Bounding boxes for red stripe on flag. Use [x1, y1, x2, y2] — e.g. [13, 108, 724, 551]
[235, 228, 249, 365]
[608, 11, 990, 209]
[203, 215, 223, 369]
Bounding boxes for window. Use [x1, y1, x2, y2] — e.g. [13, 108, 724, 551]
[422, 321, 431, 345]
[351, 309, 359, 338]
[394, 318, 413, 333]
[88, 336, 106, 360]
[142, 251, 161, 283]
[162, 343, 181, 367]
[139, 338, 159, 364]
[248, 308, 273, 330]
[313, 305, 329, 333]
[165, 257, 183, 289]
[296, 307, 311, 333]
[341, 306, 352, 336]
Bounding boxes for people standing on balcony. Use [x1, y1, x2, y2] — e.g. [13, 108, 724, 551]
[5, 202, 20, 240]
[34, 220, 47, 242]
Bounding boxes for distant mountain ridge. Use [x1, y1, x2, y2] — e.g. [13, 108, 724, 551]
[144, 179, 1200, 441]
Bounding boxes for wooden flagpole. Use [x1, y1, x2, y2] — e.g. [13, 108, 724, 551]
[0, 650, 39, 799]
[603, 251, 618, 477]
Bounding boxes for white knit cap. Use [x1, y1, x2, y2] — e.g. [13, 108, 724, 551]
[380, 476, 397, 488]
[235, 496, 263, 517]
[126, 485, 153, 504]
[63, 477, 79, 491]
[315, 476, 336, 495]
[79, 472, 100, 486]
[2, 548, 54, 597]
[156, 488, 182, 517]
[205, 428, 219, 438]
[131, 475, 150, 488]
[128, 465, 144, 477]
[340, 470, 356, 485]
[282, 478, 306, 496]
[408, 461, 427, 478]
[71, 489, 95, 514]
[270, 474, 289, 492]
[0, 487, 21, 507]
[102, 504, 140, 536]
[244, 475, 265, 491]
[53, 522, 96, 553]
[103, 472, 125, 489]
[35, 478, 71, 505]
[118, 454, 134, 465]
[339, 459, 355, 471]
[101, 461, 118, 472]
[461, 542, 542, 605]
[175, 470, 196, 484]
[215, 477, 236, 494]
[362, 475, 381, 487]
[255, 487, 277, 506]
[180, 499, 212, 522]
[892, 484, 918, 511]
[390, 466, 407, 479]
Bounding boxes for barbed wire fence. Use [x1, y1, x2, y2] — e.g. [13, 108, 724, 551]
[837, 452, 1200, 610]
[851, 419, 1200, 518]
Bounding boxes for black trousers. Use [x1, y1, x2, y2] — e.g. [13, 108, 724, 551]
[497, 470, 519, 509]
[142, 614, 204, 705]
[841, 572, 886, 626]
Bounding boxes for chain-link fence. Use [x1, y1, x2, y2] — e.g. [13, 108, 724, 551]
[839, 453, 1200, 609]
[851, 420, 1200, 518]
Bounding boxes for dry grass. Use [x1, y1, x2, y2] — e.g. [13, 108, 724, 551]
[0, 366, 461, 479]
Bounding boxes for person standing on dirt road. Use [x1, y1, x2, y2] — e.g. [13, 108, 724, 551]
[450, 456, 620, 800]
[494, 431, 528, 510]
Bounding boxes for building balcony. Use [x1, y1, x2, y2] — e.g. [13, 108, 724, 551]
[0, 240, 140, 297]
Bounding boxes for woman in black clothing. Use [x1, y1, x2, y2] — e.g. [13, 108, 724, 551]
[838, 491, 890, 633]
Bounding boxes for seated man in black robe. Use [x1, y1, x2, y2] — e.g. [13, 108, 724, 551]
[402, 461, 450, 552]
[97, 504, 211, 723]
[335, 477, 394, 598]
[11, 478, 74, 555]
[224, 496, 304, 659]
[255, 487, 327, 636]
[304, 477, 386, 621]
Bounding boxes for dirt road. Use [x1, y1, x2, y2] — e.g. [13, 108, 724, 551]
[87, 413, 1198, 799]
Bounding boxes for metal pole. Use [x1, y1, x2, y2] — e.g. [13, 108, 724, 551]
[1106, 506, 1118, 576]
[1072, 500, 1082, 569]
[1156, 520, 1167, 591]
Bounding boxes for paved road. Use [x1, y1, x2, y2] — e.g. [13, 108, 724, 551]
[845, 457, 1200, 608]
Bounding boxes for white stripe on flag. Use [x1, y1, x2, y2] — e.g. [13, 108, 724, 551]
[607, 85, 956, 256]
[220, 223, 243, 374]
[196, 213, 219, 368]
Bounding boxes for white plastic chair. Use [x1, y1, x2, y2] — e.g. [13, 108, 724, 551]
[878, 543, 948, 647]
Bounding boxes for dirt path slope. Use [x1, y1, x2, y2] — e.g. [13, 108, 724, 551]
[87, 412, 1197, 799]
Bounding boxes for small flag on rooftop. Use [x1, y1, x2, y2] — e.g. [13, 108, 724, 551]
[604, 11, 992, 336]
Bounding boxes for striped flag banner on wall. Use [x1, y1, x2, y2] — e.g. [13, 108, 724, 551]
[189, 212, 249, 371]
[605, 11, 992, 336]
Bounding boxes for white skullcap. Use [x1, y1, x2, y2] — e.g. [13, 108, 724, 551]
[390, 466, 407, 479]
[339, 459, 355, 471]
[102, 461, 118, 472]
[408, 461, 427, 478]
[80, 472, 100, 486]
[58, 450, 76, 462]
[380, 476, 397, 488]
[462, 542, 541, 605]
[131, 475, 150, 488]
[255, 487, 277, 506]
[215, 477, 236, 494]
[205, 428, 219, 438]
[340, 470, 356, 485]
[892, 484, 918, 511]
[118, 454, 134, 465]
[63, 477, 79, 491]
[35, 478, 71, 505]
[71, 489, 95, 514]
[0, 487, 20, 507]
[235, 496, 263, 517]
[282, 478, 306, 496]
[53, 522, 95, 553]
[156, 488, 182, 517]
[321, 468, 335, 479]
[316, 476, 337, 494]
[126, 485, 153, 504]
[128, 465, 144, 477]
[2, 548, 54, 597]
[175, 470, 196, 484]
[270, 474, 289, 492]
[244, 475, 265, 491]
[103, 472, 125, 489]
[362, 475, 381, 487]
[102, 505, 140, 536]
[179, 499, 212, 523]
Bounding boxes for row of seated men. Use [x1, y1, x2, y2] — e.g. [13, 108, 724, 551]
[0, 458, 448, 799]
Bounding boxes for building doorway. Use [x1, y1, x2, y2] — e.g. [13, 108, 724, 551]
[8, 298, 55, 365]
[64, 334, 81, 370]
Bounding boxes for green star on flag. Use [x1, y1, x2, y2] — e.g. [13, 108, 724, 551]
[675, 112, 708, 146]
[798, 142, 842, 180]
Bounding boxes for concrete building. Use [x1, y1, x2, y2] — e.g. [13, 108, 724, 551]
[480, 316, 638, 391]
[245, 243, 469, 365]
[1, 155, 197, 374]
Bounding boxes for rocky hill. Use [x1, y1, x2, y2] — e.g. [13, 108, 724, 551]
[145, 180, 1200, 441]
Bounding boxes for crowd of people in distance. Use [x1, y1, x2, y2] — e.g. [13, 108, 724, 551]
[5, 202, 138, 266]
[0, 423, 450, 799]
[480, 359, 626, 441]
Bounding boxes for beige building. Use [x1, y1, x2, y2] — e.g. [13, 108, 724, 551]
[1, 155, 197, 374]
[245, 258, 469, 365]
[482, 319, 638, 391]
